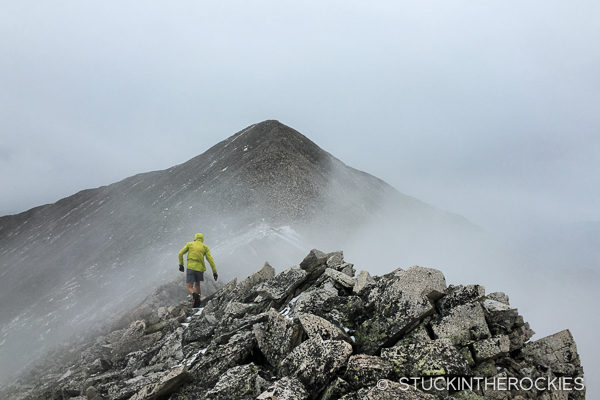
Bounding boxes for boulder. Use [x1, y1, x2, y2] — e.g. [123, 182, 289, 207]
[487, 292, 510, 305]
[111, 321, 162, 360]
[353, 270, 375, 295]
[326, 251, 344, 269]
[318, 268, 355, 289]
[279, 337, 353, 390]
[437, 284, 485, 314]
[481, 299, 519, 335]
[86, 358, 111, 375]
[321, 377, 352, 400]
[128, 365, 189, 400]
[299, 249, 329, 278]
[256, 377, 309, 400]
[508, 322, 535, 351]
[223, 301, 259, 319]
[522, 329, 583, 376]
[472, 335, 510, 361]
[253, 309, 302, 368]
[189, 330, 257, 389]
[340, 263, 356, 277]
[381, 338, 472, 377]
[356, 266, 446, 354]
[289, 286, 337, 317]
[431, 302, 491, 346]
[298, 313, 350, 342]
[344, 355, 393, 388]
[183, 313, 216, 345]
[149, 327, 184, 367]
[203, 363, 267, 400]
[255, 267, 307, 303]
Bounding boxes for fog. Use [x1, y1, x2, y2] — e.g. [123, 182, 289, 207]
[1, 0, 598, 395]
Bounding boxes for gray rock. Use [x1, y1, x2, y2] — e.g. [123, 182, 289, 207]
[203, 363, 267, 400]
[487, 292, 510, 305]
[255, 267, 308, 303]
[253, 309, 302, 368]
[353, 270, 375, 295]
[319, 295, 365, 328]
[289, 286, 337, 317]
[128, 365, 189, 400]
[298, 313, 350, 342]
[111, 320, 162, 360]
[299, 249, 328, 277]
[522, 329, 584, 376]
[356, 266, 446, 354]
[189, 330, 257, 389]
[395, 321, 432, 345]
[344, 355, 393, 388]
[86, 358, 111, 375]
[481, 299, 519, 335]
[326, 251, 344, 269]
[256, 377, 309, 400]
[223, 301, 259, 318]
[472, 335, 510, 361]
[395, 266, 447, 301]
[321, 377, 352, 400]
[381, 338, 472, 377]
[183, 313, 216, 345]
[318, 267, 355, 289]
[149, 327, 184, 367]
[431, 302, 491, 346]
[340, 263, 356, 277]
[508, 322, 535, 351]
[437, 284, 485, 314]
[280, 337, 353, 390]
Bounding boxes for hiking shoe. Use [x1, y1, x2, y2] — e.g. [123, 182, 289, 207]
[192, 293, 200, 308]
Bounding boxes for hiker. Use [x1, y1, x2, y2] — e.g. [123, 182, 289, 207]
[178, 233, 218, 308]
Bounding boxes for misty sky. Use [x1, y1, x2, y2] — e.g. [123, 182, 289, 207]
[1, 1, 599, 233]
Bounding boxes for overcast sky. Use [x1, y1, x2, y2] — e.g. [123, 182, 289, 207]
[1, 1, 599, 232]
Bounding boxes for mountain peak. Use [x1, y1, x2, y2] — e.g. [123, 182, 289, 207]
[224, 120, 317, 153]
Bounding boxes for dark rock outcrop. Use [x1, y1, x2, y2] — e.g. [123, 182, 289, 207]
[1, 250, 585, 400]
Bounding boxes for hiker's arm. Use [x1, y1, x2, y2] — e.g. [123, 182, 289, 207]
[178, 244, 189, 265]
[205, 248, 217, 274]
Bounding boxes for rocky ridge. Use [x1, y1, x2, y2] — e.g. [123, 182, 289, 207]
[2, 250, 585, 400]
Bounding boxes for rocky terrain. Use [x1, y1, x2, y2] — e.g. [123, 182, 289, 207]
[2, 250, 585, 400]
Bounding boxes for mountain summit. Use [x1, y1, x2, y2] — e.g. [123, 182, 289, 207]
[0, 120, 475, 384]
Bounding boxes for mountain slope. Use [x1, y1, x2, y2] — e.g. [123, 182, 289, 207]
[0, 120, 476, 383]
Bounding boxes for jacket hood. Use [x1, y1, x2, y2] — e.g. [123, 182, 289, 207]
[194, 233, 204, 242]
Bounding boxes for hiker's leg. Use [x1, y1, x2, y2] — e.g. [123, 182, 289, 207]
[194, 281, 201, 296]
[186, 282, 194, 295]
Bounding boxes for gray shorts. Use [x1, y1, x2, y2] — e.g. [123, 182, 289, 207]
[186, 269, 204, 283]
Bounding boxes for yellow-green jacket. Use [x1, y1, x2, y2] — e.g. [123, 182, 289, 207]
[178, 233, 217, 273]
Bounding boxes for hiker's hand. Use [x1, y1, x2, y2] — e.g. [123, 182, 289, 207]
[213, 273, 218, 281]
[179, 265, 184, 272]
